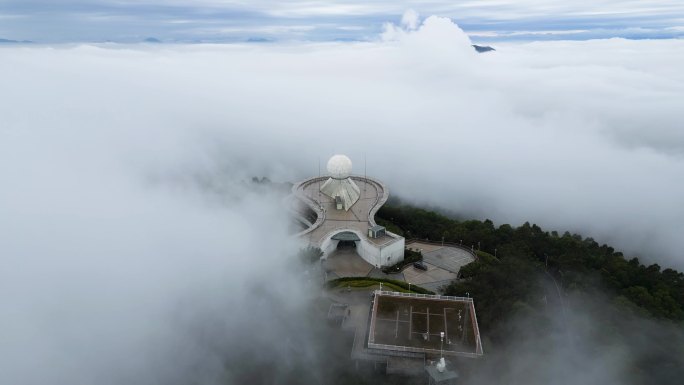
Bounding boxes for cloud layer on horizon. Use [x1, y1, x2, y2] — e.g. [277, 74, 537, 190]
[1, 1, 684, 42]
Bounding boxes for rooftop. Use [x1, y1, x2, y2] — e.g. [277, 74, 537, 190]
[294, 176, 400, 246]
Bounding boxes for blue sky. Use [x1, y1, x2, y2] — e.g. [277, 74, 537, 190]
[1, 0, 684, 43]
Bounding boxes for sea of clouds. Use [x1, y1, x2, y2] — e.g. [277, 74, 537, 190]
[1, 13, 683, 385]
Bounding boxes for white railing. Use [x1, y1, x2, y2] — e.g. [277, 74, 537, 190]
[374, 290, 474, 303]
[290, 177, 328, 237]
[367, 342, 482, 358]
[351, 175, 389, 228]
[469, 301, 484, 355]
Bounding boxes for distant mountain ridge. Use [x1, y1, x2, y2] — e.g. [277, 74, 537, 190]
[472, 44, 495, 53]
[0, 38, 33, 44]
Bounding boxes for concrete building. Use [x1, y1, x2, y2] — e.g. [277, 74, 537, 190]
[290, 154, 405, 267]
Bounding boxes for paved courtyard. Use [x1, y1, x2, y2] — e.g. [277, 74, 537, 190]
[323, 248, 374, 278]
[403, 263, 458, 285]
[407, 241, 475, 274]
[322, 241, 475, 293]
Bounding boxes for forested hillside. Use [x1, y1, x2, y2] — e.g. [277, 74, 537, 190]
[377, 202, 684, 329]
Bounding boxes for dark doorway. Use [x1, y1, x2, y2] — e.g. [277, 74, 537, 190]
[337, 240, 357, 250]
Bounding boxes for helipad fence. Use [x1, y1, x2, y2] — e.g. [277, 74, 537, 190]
[368, 290, 484, 357]
[367, 342, 483, 359]
[373, 289, 474, 303]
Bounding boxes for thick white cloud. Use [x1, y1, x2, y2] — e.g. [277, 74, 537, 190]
[1, 15, 684, 384]
[400, 9, 419, 30]
[2, 18, 683, 266]
[0, 44, 309, 384]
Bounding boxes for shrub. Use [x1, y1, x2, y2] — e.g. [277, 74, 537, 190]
[327, 277, 435, 295]
[381, 248, 423, 274]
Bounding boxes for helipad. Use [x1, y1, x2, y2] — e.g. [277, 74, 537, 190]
[368, 291, 483, 358]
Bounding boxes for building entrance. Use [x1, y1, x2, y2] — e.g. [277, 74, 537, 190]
[337, 240, 357, 250]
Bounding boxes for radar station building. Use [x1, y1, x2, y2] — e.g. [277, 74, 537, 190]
[290, 154, 405, 267]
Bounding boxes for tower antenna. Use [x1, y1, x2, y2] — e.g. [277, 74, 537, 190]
[364, 152, 367, 194]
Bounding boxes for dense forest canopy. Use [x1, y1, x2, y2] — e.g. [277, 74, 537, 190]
[377, 201, 684, 327]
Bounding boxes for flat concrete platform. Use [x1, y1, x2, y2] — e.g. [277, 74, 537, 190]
[406, 243, 443, 253]
[403, 263, 458, 286]
[407, 241, 475, 275]
[323, 248, 374, 277]
[367, 267, 404, 281]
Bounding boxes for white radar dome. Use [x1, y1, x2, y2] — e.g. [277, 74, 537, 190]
[327, 154, 353, 179]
